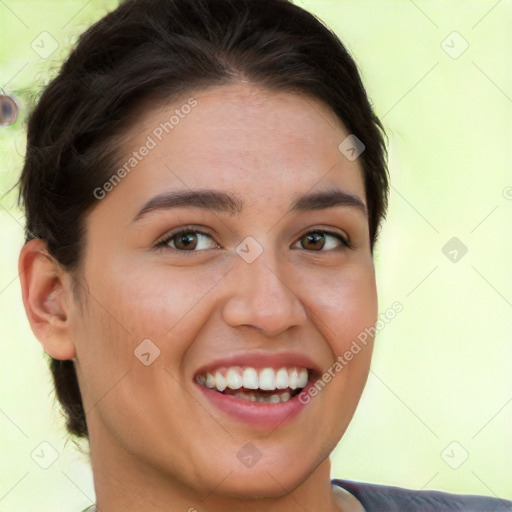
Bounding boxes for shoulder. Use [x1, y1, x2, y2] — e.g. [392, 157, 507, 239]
[332, 479, 512, 512]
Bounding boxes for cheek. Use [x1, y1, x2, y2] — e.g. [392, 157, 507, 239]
[286, 262, 376, 453]
[73, 306, 134, 417]
[300, 260, 376, 402]
[87, 254, 211, 337]
[302, 260, 378, 351]
[73, 267, 207, 444]
[74, 261, 218, 417]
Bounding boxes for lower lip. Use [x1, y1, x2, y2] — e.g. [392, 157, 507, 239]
[196, 381, 314, 430]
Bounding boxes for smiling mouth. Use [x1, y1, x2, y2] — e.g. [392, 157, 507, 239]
[195, 366, 310, 403]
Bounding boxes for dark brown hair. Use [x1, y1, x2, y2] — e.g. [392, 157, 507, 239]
[18, 0, 388, 438]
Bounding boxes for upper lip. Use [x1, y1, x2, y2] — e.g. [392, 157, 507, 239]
[194, 351, 321, 377]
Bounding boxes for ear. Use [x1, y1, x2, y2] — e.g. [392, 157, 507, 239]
[18, 238, 77, 360]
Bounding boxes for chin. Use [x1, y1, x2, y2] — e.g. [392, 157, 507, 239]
[208, 452, 320, 501]
[215, 473, 308, 502]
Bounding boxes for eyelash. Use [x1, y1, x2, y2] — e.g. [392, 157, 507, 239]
[154, 225, 351, 255]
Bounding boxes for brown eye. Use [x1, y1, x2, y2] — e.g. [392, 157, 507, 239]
[157, 229, 218, 252]
[173, 232, 199, 250]
[295, 231, 349, 251]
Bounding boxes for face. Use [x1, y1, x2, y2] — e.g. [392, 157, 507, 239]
[70, 84, 377, 500]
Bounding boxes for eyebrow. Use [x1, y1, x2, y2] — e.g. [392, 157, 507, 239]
[131, 188, 367, 223]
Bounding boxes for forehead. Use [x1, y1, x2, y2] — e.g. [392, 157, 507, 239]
[96, 84, 366, 218]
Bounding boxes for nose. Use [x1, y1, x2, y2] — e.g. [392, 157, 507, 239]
[221, 250, 308, 337]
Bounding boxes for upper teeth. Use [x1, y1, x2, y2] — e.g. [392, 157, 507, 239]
[197, 366, 309, 392]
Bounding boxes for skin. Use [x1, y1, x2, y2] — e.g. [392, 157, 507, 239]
[19, 83, 377, 512]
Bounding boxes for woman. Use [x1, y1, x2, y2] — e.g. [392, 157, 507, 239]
[17, 0, 511, 510]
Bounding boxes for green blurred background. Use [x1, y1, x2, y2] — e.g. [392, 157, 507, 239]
[1, 1, 511, 510]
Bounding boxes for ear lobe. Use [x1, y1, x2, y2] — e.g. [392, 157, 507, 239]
[18, 238, 77, 360]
